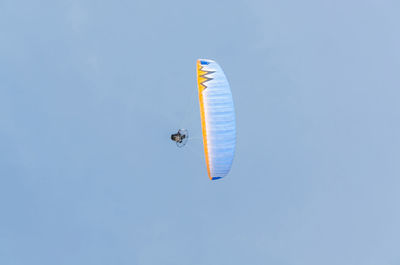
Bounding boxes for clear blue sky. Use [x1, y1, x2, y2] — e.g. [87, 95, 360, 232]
[1, 0, 400, 264]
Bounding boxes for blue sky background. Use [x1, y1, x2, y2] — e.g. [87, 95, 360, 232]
[1, 0, 400, 264]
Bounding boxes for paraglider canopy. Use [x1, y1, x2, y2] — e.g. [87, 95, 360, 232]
[171, 129, 189, 147]
[196, 59, 236, 180]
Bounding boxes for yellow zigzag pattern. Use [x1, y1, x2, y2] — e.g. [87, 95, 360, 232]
[197, 66, 215, 91]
